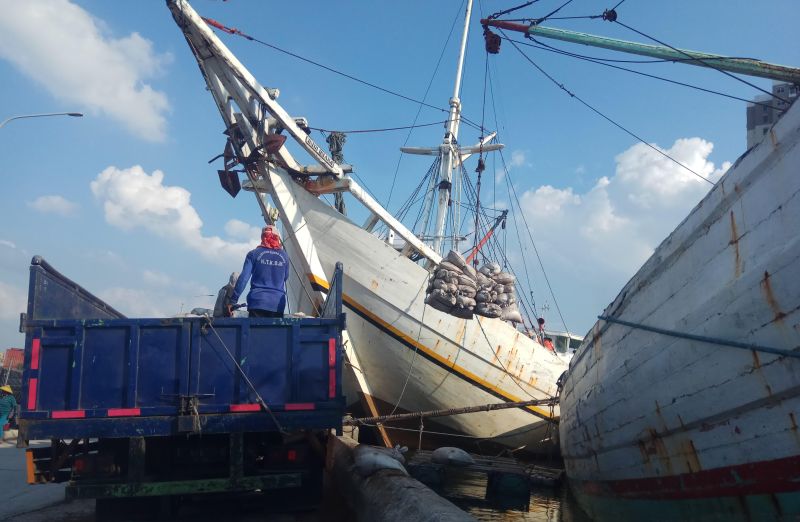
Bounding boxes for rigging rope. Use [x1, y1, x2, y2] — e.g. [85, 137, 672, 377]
[202, 316, 286, 433]
[512, 36, 785, 111]
[309, 120, 447, 135]
[599, 315, 800, 360]
[612, 20, 792, 105]
[501, 31, 715, 185]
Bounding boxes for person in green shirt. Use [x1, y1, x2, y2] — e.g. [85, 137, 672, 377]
[0, 385, 17, 430]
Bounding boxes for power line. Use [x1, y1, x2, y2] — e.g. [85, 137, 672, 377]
[501, 31, 714, 185]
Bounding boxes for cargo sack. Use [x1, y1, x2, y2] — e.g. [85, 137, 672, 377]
[456, 295, 476, 309]
[436, 269, 449, 280]
[475, 290, 492, 303]
[475, 302, 502, 318]
[493, 284, 506, 294]
[433, 279, 449, 291]
[503, 284, 516, 294]
[446, 283, 458, 294]
[456, 274, 477, 288]
[426, 297, 453, 314]
[495, 293, 511, 306]
[449, 307, 474, 319]
[457, 285, 477, 298]
[482, 262, 501, 275]
[493, 272, 515, 285]
[501, 304, 523, 323]
[429, 289, 456, 306]
[462, 263, 478, 279]
[445, 250, 470, 272]
[476, 272, 491, 286]
[439, 261, 463, 274]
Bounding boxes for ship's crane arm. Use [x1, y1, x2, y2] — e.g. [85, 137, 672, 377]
[167, 0, 344, 178]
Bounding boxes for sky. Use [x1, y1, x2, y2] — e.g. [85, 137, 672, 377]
[0, 0, 797, 349]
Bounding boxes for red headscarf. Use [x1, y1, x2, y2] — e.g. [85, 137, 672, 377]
[260, 225, 282, 249]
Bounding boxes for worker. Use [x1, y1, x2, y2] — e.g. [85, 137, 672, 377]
[0, 385, 17, 431]
[213, 271, 239, 317]
[228, 225, 289, 318]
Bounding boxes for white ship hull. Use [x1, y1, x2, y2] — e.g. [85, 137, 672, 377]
[559, 101, 800, 520]
[268, 168, 568, 452]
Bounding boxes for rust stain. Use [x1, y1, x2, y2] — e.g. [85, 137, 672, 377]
[495, 344, 503, 357]
[752, 351, 761, 369]
[592, 324, 602, 356]
[789, 413, 800, 446]
[646, 428, 674, 475]
[677, 414, 685, 428]
[761, 271, 787, 323]
[790, 413, 798, 431]
[638, 440, 651, 464]
[682, 439, 702, 473]
[370, 279, 379, 290]
[729, 211, 742, 278]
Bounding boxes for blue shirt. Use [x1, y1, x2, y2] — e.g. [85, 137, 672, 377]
[231, 247, 289, 313]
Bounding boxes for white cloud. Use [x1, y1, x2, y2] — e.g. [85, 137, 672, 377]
[0, 281, 26, 320]
[510, 150, 527, 168]
[225, 219, 262, 241]
[90, 165, 257, 266]
[142, 270, 171, 286]
[28, 195, 79, 216]
[515, 138, 729, 334]
[0, 0, 171, 141]
[0, 240, 16, 249]
[99, 287, 169, 317]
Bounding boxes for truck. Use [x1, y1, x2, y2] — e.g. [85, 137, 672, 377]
[17, 256, 345, 516]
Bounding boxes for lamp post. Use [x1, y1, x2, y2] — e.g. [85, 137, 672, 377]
[0, 112, 83, 129]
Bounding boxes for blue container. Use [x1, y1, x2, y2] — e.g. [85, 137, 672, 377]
[19, 256, 345, 441]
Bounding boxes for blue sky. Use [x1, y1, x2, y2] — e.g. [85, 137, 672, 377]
[0, 0, 797, 348]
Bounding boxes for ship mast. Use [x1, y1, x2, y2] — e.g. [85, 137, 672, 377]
[401, 1, 474, 256]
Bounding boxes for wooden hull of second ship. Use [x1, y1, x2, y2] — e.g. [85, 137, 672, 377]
[266, 168, 568, 453]
[559, 102, 800, 520]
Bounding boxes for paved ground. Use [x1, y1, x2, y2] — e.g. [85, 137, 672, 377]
[0, 439, 73, 521]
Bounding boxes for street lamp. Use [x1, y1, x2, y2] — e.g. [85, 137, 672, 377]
[0, 112, 83, 129]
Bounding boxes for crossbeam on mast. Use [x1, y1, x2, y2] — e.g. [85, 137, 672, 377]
[481, 20, 800, 84]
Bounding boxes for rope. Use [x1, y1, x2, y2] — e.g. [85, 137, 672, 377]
[599, 315, 800, 360]
[202, 16, 483, 131]
[513, 36, 784, 111]
[613, 20, 792, 105]
[202, 315, 287, 433]
[309, 120, 447, 135]
[502, 32, 714, 186]
[347, 398, 557, 426]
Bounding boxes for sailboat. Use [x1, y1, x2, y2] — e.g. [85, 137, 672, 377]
[482, 13, 800, 521]
[167, 0, 569, 453]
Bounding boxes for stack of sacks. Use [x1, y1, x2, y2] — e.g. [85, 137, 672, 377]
[475, 262, 523, 323]
[424, 251, 522, 324]
[425, 250, 478, 319]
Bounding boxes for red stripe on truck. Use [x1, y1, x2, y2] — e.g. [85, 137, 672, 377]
[30, 338, 40, 370]
[51, 410, 85, 419]
[27, 378, 37, 410]
[285, 403, 315, 411]
[107, 408, 141, 417]
[229, 404, 261, 412]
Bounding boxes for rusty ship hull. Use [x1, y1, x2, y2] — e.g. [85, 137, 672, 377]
[559, 98, 800, 521]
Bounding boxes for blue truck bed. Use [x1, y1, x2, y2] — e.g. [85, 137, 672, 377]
[19, 256, 345, 441]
